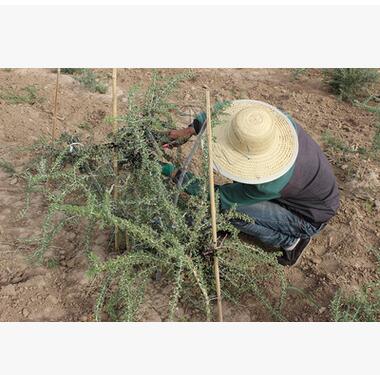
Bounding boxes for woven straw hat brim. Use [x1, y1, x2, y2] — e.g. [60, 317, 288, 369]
[212, 100, 299, 184]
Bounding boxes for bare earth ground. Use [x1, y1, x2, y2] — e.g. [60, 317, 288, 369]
[0, 68, 379, 321]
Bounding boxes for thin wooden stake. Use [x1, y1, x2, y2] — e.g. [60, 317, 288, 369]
[52, 68, 61, 141]
[205, 88, 223, 322]
[112, 68, 121, 252]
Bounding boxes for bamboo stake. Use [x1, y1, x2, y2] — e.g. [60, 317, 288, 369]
[52, 68, 61, 141]
[112, 68, 121, 252]
[205, 88, 223, 322]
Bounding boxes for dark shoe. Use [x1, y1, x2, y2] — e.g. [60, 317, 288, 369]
[277, 237, 311, 266]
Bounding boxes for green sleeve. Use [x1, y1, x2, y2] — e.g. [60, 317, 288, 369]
[161, 163, 202, 196]
[218, 165, 295, 210]
[161, 163, 175, 177]
[162, 163, 294, 208]
[218, 183, 281, 210]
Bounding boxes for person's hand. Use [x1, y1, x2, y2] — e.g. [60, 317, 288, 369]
[168, 127, 195, 140]
[162, 127, 196, 149]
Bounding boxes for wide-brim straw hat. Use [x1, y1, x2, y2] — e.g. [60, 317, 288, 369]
[212, 100, 299, 184]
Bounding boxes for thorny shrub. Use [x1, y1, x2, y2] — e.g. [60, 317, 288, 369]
[22, 71, 287, 321]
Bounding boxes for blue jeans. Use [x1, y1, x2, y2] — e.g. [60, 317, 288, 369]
[231, 201, 325, 249]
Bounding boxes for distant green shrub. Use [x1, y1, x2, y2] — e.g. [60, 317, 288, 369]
[0, 158, 16, 175]
[76, 69, 108, 94]
[291, 68, 307, 81]
[326, 68, 379, 102]
[0, 85, 42, 105]
[61, 69, 108, 94]
[61, 68, 82, 75]
[330, 283, 380, 322]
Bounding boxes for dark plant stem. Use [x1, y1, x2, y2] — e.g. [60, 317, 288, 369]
[173, 120, 207, 206]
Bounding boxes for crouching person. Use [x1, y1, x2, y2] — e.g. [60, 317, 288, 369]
[164, 100, 340, 266]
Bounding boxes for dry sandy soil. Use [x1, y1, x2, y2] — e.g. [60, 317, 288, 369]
[0, 68, 379, 321]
